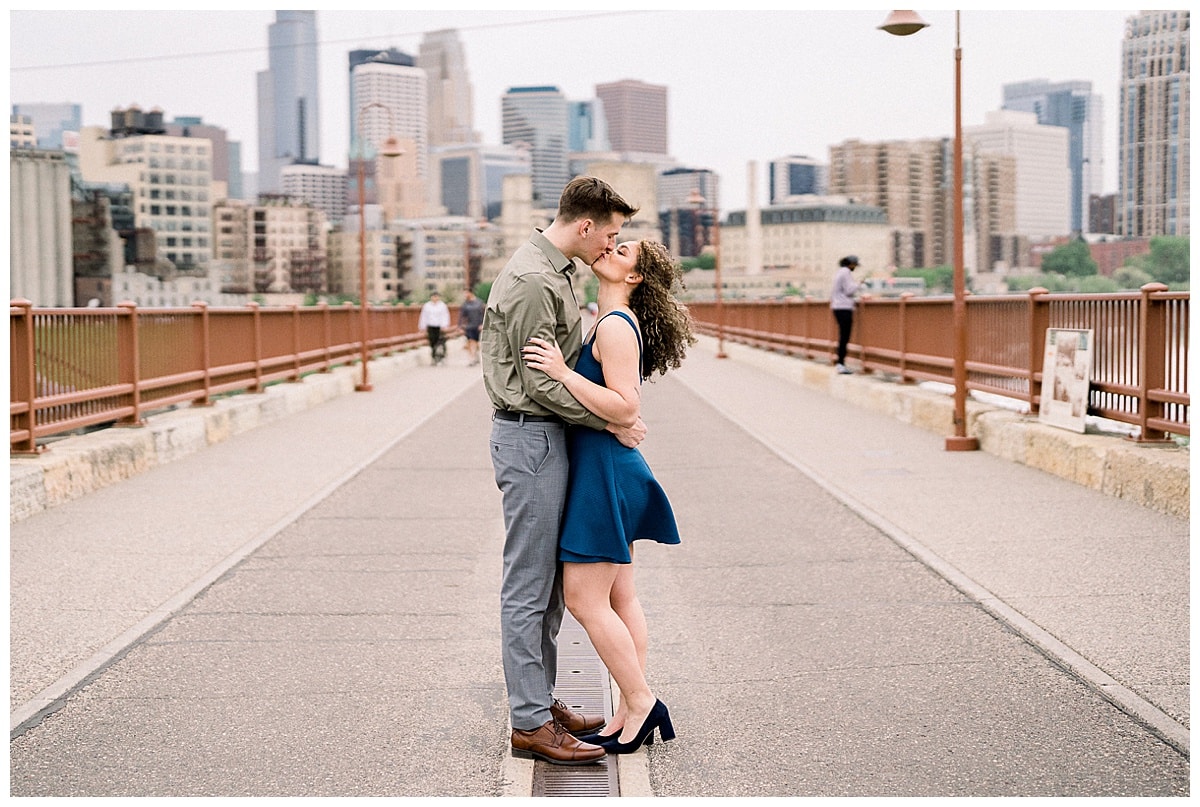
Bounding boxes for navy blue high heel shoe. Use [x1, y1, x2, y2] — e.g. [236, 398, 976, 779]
[598, 700, 674, 754]
[580, 730, 654, 747]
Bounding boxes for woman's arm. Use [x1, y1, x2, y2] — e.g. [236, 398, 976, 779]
[522, 315, 641, 428]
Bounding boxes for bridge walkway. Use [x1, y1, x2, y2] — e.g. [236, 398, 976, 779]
[8, 338, 1189, 796]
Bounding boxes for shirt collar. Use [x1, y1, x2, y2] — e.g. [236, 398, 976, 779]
[532, 229, 576, 276]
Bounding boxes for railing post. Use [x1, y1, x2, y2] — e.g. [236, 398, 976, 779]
[856, 296, 870, 373]
[1027, 287, 1050, 415]
[10, 299, 41, 454]
[1135, 282, 1171, 442]
[898, 292, 913, 383]
[249, 301, 263, 393]
[191, 301, 214, 407]
[382, 304, 393, 355]
[116, 300, 144, 427]
[291, 304, 301, 382]
[803, 295, 814, 360]
[320, 302, 332, 372]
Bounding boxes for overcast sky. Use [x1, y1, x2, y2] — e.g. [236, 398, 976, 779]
[10, 6, 1148, 212]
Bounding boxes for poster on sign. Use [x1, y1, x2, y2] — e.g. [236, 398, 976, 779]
[1038, 328, 1094, 433]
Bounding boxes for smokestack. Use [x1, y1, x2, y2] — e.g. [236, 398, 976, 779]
[746, 160, 762, 276]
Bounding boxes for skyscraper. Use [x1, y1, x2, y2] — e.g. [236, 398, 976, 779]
[1003, 79, 1103, 235]
[417, 30, 477, 147]
[350, 57, 428, 221]
[594, 79, 668, 154]
[349, 54, 427, 169]
[1118, 10, 1190, 236]
[256, 11, 320, 194]
[502, 86, 569, 208]
[567, 100, 610, 153]
[348, 48, 415, 149]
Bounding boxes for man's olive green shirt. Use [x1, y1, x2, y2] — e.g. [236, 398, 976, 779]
[481, 230, 607, 430]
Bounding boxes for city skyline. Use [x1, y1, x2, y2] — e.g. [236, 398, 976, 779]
[11, 8, 1144, 212]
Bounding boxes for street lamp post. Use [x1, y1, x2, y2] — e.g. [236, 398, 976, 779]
[353, 102, 403, 392]
[879, 10, 978, 450]
[688, 188, 727, 359]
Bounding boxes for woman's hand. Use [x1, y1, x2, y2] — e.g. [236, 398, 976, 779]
[522, 337, 570, 381]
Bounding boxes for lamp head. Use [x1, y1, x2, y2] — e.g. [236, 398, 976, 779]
[379, 135, 404, 159]
[879, 10, 930, 36]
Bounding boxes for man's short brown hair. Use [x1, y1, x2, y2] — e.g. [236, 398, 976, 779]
[556, 176, 639, 224]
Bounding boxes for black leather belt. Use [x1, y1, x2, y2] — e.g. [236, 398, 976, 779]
[493, 409, 564, 424]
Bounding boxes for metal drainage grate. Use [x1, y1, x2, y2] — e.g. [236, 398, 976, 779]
[531, 613, 618, 797]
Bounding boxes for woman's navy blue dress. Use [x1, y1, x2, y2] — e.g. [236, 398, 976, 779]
[559, 311, 680, 564]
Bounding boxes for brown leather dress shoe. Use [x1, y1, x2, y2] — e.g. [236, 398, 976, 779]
[511, 720, 605, 766]
[550, 698, 605, 736]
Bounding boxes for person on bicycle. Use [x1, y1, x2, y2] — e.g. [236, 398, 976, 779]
[419, 291, 451, 365]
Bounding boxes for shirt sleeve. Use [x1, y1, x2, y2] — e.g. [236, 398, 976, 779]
[505, 275, 608, 430]
[837, 269, 859, 298]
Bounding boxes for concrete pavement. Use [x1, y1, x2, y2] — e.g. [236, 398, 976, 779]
[8, 336, 1189, 796]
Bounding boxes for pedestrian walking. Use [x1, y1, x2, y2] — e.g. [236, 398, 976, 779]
[522, 238, 695, 755]
[418, 291, 450, 365]
[831, 255, 862, 374]
[480, 176, 642, 766]
[458, 289, 485, 366]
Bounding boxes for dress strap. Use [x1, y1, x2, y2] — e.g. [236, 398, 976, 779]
[594, 310, 643, 377]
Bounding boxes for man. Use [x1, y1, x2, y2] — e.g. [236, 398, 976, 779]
[458, 289, 485, 366]
[418, 291, 450, 365]
[481, 176, 643, 766]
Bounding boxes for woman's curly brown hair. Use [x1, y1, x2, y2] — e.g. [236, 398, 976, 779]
[629, 240, 697, 379]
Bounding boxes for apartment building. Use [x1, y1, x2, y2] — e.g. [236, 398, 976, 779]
[281, 162, 349, 226]
[77, 107, 214, 272]
[327, 223, 405, 302]
[212, 195, 326, 295]
[829, 137, 1020, 277]
[1118, 10, 1190, 236]
[966, 110, 1070, 238]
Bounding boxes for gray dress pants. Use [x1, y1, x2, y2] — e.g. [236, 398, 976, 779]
[489, 416, 569, 731]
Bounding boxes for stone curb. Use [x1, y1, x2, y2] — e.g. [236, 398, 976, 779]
[9, 351, 423, 525]
[708, 338, 1189, 519]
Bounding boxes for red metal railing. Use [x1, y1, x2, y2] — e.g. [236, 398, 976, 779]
[10, 300, 452, 454]
[689, 283, 1189, 441]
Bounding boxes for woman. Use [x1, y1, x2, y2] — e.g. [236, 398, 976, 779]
[522, 239, 695, 754]
[830, 255, 861, 374]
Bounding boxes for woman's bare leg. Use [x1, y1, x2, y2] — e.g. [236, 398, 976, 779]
[563, 561, 656, 743]
[610, 548, 648, 671]
[599, 557, 648, 734]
